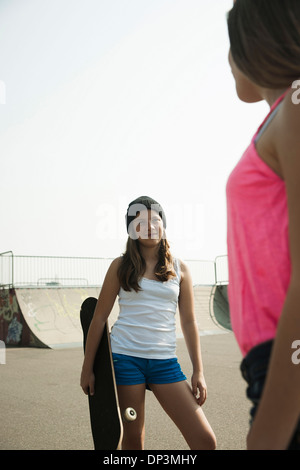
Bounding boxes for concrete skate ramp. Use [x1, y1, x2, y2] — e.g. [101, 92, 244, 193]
[15, 288, 100, 348]
[15, 287, 123, 349]
[210, 284, 231, 331]
[1, 287, 116, 349]
[0, 285, 226, 349]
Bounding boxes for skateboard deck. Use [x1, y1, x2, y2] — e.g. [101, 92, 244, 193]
[80, 297, 124, 450]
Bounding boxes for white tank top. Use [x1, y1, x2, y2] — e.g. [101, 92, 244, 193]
[110, 259, 181, 359]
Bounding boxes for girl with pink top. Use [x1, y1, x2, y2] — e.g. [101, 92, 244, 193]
[226, 0, 300, 449]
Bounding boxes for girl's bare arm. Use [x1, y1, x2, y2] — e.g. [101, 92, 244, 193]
[178, 261, 207, 405]
[80, 257, 121, 395]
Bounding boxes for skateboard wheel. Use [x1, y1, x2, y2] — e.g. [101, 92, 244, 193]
[124, 407, 137, 422]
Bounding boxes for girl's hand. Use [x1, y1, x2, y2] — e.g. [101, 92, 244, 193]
[191, 372, 207, 406]
[80, 369, 95, 396]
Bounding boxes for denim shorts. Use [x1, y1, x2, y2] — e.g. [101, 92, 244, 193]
[240, 339, 300, 450]
[112, 353, 187, 387]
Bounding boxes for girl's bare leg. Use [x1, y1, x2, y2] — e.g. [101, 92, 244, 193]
[117, 384, 146, 450]
[149, 381, 216, 450]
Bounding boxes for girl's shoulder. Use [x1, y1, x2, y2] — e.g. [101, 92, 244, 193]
[174, 258, 189, 281]
[108, 256, 123, 273]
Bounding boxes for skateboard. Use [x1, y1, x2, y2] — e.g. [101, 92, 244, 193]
[80, 297, 136, 450]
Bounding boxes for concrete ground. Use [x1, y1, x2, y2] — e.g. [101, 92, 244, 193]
[0, 331, 250, 451]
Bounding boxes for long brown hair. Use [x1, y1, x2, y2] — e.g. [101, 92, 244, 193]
[117, 237, 176, 292]
[227, 0, 300, 89]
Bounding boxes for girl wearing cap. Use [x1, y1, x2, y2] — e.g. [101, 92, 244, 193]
[227, 0, 300, 449]
[81, 196, 216, 450]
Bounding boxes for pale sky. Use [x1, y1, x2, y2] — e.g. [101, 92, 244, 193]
[0, 0, 268, 261]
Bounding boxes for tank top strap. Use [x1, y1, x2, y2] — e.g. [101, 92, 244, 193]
[173, 258, 181, 283]
[254, 87, 291, 144]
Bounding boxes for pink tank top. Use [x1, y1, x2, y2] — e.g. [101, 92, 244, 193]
[226, 90, 291, 356]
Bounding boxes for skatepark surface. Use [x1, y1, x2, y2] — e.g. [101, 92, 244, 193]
[1, 333, 249, 451]
[1, 327, 250, 451]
